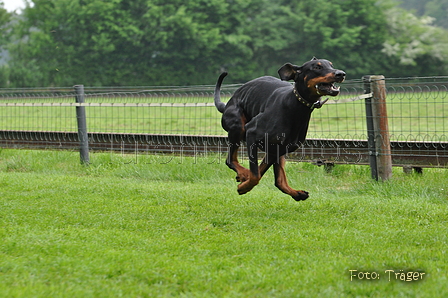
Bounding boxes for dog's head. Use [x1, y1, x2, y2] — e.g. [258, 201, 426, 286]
[278, 57, 346, 97]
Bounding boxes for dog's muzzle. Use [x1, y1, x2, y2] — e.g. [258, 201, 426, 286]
[316, 70, 346, 96]
[316, 83, 340, 96]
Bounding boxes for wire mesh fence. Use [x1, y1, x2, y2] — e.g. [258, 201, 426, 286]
[307, 79, 367, 140]
[0, 81, 369, 137]
[386, 77, 448, 143]
[0, 76, 447, 169]
[0, 88, 236, 136]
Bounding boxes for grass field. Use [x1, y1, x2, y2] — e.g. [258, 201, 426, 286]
[0, 90, 447, 141]
[0, 149, 447, 297]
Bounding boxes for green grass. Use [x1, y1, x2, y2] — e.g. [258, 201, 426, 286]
[0, 149, 447, 297]
[0, 105, 225, 136]
[0, 91, 447, 140]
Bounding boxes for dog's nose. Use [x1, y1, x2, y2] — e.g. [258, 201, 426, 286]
[335, 70, 346, 78]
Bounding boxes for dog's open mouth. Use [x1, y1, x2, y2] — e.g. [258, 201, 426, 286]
[316, 82, 340, 95]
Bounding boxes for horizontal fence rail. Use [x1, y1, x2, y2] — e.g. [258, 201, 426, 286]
[1, 131, 447, 168]
[0, 77, 447, 171]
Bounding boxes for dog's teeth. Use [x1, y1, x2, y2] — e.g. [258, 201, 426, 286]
[330, 83, 340, 91]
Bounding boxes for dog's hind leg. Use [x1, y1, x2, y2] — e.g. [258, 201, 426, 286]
[226, 139, 250, 182]
[222, 106, 251, 182]
[273, 155, 309, 201]
[237, 140, 261, 195]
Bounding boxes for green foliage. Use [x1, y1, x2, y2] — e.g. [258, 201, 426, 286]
[0, 2, 11, 87]
[0, 1, 11, 46]
[2, 0, 448, 87]
[278, 0, 389, 78]
[425, 0, 448, 28]
[0, 64, 9, 87]
[397, 0, 448, 29]
[381, 6, 448, 76]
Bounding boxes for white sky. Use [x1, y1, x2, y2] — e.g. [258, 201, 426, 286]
[2, 0, 27, 12]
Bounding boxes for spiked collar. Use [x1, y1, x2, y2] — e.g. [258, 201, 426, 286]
[293, 87, 328, 110]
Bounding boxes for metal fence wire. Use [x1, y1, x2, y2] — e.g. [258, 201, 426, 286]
[0, 81, 369, 136]
[0, 76, 447, 168]
[386, 77, 448, 143]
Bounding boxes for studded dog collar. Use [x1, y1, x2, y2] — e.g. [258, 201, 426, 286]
[293, 87, 329, 110]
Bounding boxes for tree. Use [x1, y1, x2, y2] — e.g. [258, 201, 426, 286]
[425, 0, 448, 29]
[396, 0, 448, 29]
[380, 6, 448, 76]
[9, 0, 236, 86]
[274, 0, 389, 79]
[0, 1, 11, 87]
[0, 2, 10, 46]
[5, 0, 448, 87]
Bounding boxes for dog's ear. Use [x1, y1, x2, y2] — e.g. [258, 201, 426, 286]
[278, 63, 301, 81]
[311, 57, 318, 61]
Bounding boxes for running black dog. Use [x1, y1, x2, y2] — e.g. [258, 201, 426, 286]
[214, 58, 345, 201]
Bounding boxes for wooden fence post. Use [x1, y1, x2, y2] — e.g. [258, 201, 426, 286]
[366, 75, 392, 180]
[363, 76, 378, 180]
[74, 85, 90, 165]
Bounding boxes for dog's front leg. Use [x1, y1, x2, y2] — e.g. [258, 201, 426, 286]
[258, 155, 273, 178]
[274, 155, 309, 201]
[237, 142, 260, 195]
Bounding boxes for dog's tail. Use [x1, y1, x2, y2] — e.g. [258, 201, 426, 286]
[214, 72, 228, 113]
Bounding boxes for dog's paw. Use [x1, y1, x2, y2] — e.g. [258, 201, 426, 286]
[236, 170, 250, 182]
[237, 183, 251, 195]
[237, 177, 259, 195]
[292, 190, 309, 201]
[236, 175, 246, 182]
